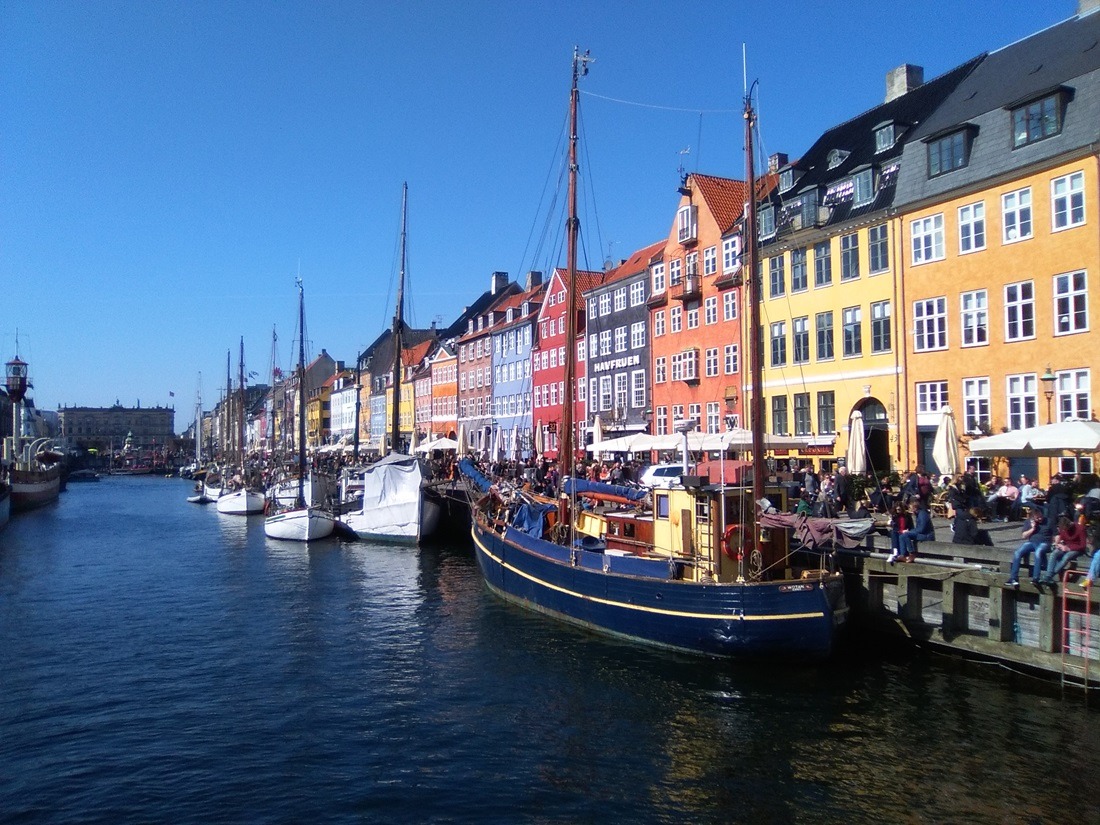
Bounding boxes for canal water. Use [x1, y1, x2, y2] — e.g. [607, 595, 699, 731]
[1, 477, 1097, 824]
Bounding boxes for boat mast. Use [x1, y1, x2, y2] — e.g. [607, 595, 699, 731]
[561, 47, 590, 477]
[224, 350, 231, 464]
[195, 372, 203, 467]
[238, 337, 246, 474]
[296, 281, 308, 509]
[389, 182, 408, 455]
[744, 88, 766, 515]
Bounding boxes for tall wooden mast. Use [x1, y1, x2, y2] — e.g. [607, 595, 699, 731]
[389, 182, 408, 455]
[744, 91, 765, 513]
[560, 47, 590, 477]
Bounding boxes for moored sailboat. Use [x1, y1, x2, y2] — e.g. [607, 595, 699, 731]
[216, 339, 265, 515]
[342, 183, 441, 543]
[265, 279, 335, 541]
[458, 51, 865, 660]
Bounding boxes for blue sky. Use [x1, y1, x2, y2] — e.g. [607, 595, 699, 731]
[0, 0, 1075, 429]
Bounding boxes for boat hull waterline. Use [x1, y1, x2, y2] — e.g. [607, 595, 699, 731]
[215, 489, 265, 515]
[10, 466, 62, 512]
[470, 519, 845, 660]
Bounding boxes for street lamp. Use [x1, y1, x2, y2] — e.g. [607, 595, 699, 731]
[1040, 365, 1056, 424]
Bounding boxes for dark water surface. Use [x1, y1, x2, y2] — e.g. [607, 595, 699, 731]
[1, 477, 1097, 824]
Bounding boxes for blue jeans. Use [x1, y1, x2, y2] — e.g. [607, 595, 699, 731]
[1088, 549, 1100, 583]
[1007, 540, 1049, 582]
[900, 530, 928, 557]
[1043, 549, 1082, 580]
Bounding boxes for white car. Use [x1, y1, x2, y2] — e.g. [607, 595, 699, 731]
[639, 463, 684, 488]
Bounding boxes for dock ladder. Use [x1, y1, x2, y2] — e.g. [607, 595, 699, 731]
[1059, 570, 1097, 696]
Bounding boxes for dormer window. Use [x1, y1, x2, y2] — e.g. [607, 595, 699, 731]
[826, 149, 849, 170]
[677, 205, 698, 244]
[779, 168, 794, 192]
[522, 301, 530, 316]
[506, 308, 514, 323]
[874, 122, 897, 153]
[758, 205, 776, 239]
[799, 187, 819, 228]
[926, 126, 976, 177]
[853, 168, 875, 206]
[1010, 88, 1068, 148]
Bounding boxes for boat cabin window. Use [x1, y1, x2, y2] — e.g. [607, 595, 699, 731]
[655, 493, 670, 520]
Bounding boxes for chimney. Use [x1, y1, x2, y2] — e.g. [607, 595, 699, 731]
[1081, 0, 1100, 15]
[885, 64, 924, 103]
[768, 152, 788, 173]
[525, 270, 543, 290]
[490, 271, 509, 294]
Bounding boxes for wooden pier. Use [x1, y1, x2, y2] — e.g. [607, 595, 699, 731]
[838, 516, 1098, 690]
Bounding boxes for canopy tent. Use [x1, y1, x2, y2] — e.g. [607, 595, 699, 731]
[587, 429, 809, 454]
[968, 419, 1100, 457]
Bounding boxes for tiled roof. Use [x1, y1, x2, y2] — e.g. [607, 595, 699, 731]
[692, 174, 749, 234]
[402, 339, 434, 367]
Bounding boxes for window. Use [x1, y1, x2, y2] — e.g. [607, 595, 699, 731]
[960, 290, 988, 347]
[827, 149, 849, 169]
[911, 214, 944, 264]
[842, 306, 862, 357]
[814, 241, 832, 287]
[759, 206, 776, 238]
[770, 322, 787, 366]
[702, 296, 718, 325]
[793, 393, 811, 435]
[791, 247, 808, 291]
[871, 301, 891, 353]
[654, 356, 666, 384]
[615, 373, 628, 412]
[706, 402, 720, 433]
[652, 263, 666, 294]
[840, 233, 860, 281]
[670, 306, 682, 333]
[703, 246, 717, 276]
[1057, 369, 1091, 421]
[769, 256, 785, 297]
[874, 123, 896, 153]
[958, 202, 986, 253]
[928, 130, 969, 176]
[779, 168, 794, 190]
[800, 189, 819, 229]
[705, 347, 719, 377]
[655, 406, 668, 436]
[614, 326, 627, 353]
[868, 225, 889, 274]
[654, 310, 665, 337]
[853, 168, 875, 206]
[629, 280, 645, 306]
[913, 297, 947, 351]
[817, 391, 835, 435]
[771, 396, 788, 435]
[686, 307, 699, 329]
[1052, 171, 1085, 230]
[598, 293, 611, 316]
[613, 288, 627, 312]
[792, 316, 809, 363]
[816, 311, 834, 360]
[598, 376, 612, 411]
[1002, 188, 1032, 243]
[915, 381, 948, 414]
[599, 330, 611, 356]
[630, 321, 645, 349]
[723, 291, 738, 321]
[1012, 92, 1062, 148]
[1054, 270, 1088, 335]
[669, 258, 682, 285]
[587, 298, 597, 319]
[723, 344, 739, 374]
[1007, 373, 1038, 430]
[688, 403, 701, 427]
[1004, 281, 1035, 342]
[722, 236, 741, 273]
[631, 370, 646, 408]
[963, 377, 991, 433]
[677, 205, 698, 243]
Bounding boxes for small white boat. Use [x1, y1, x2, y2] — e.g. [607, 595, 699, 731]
[216, 488, 265, 515]
[264, 505, 335, 541]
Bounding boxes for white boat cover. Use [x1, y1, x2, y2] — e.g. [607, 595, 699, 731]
[345, 453, 425, 542]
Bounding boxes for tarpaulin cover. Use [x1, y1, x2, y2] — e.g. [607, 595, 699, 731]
[511, 500, 557, 538]
[564, 478, 647, 502]
[457, 458, 492, 493]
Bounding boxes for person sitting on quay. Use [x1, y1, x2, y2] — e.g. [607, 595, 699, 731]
[897, 500, 935, 562]
[1004, 508, 1056, 588]
[952, 506, 993, 546]
[868, 476, 894, 513]
[887, 503, 910, 565]
[1038, 512, 1088, 585]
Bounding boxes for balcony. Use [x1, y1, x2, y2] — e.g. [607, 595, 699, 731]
[673, 274, 702, 301]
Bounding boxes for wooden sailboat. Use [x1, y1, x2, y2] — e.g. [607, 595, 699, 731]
[342, 183, 442, 543]
[216, 339, 265, 515]
[265, 281, 336, 541]
[458, 51, 864, 659]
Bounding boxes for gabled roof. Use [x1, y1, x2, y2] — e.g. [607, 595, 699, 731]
[402, 339, 434, 368]
[691, 174, 750, 234]
[582, 239, 664, 295]
[441, 280, 522, 340]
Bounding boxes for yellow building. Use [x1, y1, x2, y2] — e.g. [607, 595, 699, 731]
[892, 10, 1100, 484]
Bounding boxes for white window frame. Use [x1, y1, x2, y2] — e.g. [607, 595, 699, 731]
[631, 370, 646, 408]
[723, 291, 738, 321]
[630, 321, 645, 349]
[1002, 187, 1033, 244]
[654, 310, 665, 337]
[704, 295, 718, 325]
[1056, 368, 1091, 422]
[652, 263, 666, 294]
[629, 280, 645, 306]
[1004, 280, 1035, 342]
[913, 297, 948, 352]
[723, 344, 739, 375]
[1051, 171, 1085, 231]
[960, 289, 988, 348]
[910, 214, 945, 264]
[703, 246, 717, 276]
[613, 287, 627, 312]
[958, 201, 986, 254]
[1006, 373, 1038, 431]
[915, 381, 948, 415]
[1053, 270, 1089, 336]
[962, 377, 991, 434]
